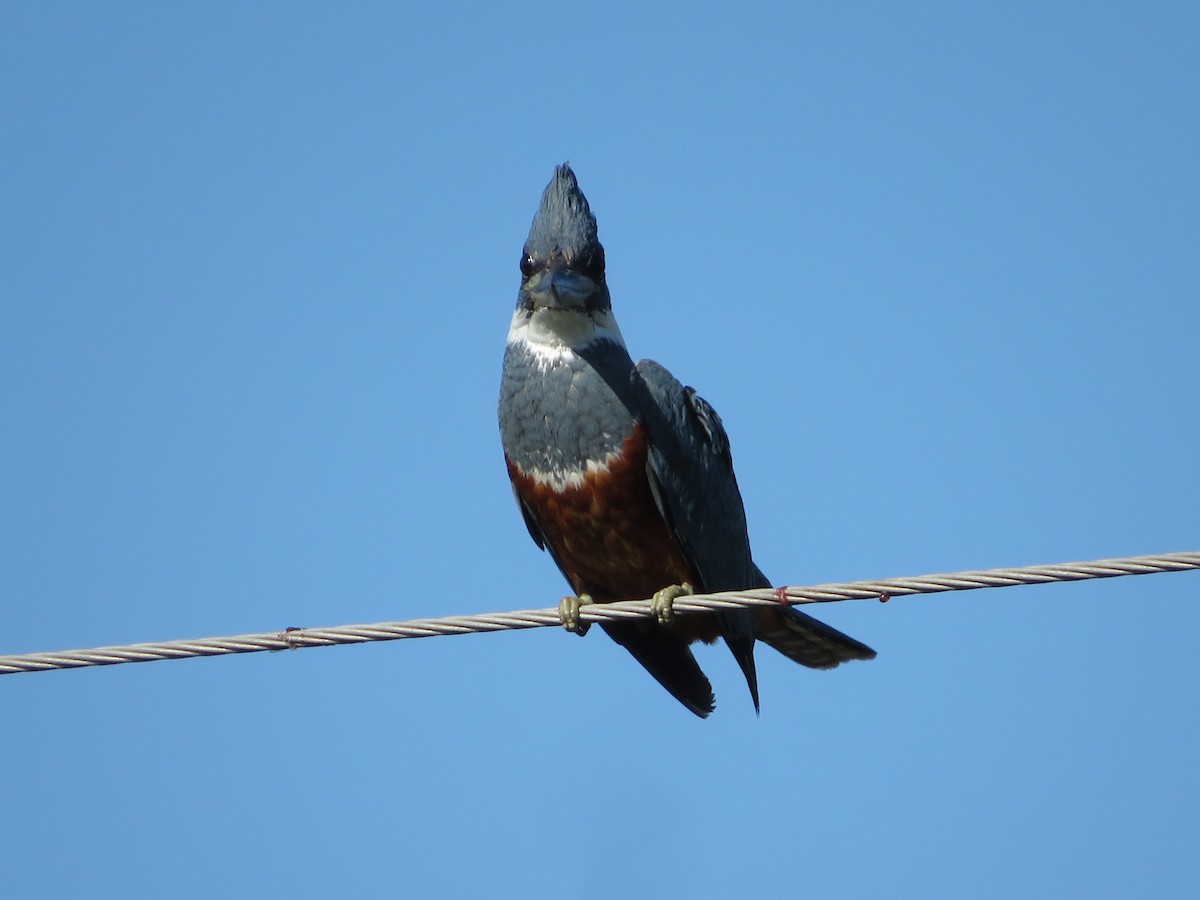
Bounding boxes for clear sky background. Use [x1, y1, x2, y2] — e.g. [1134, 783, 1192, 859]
[3, 3, 1198, 897]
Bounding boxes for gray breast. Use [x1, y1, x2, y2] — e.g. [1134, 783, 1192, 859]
[499, 339, 638, 479]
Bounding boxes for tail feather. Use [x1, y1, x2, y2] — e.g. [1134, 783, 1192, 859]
[756, 605, 876, 670]
[716, 607, 760, 714]
[722, 633, 760, 714]
[601, 622, 716, 718]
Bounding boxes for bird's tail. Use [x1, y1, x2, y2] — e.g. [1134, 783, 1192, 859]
[755, 605, 876, 670]
[601, 622, 716, 718]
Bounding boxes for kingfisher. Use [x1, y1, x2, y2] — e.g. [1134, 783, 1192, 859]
[498, 164, 875, 717]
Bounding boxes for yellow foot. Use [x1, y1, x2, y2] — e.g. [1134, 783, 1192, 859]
[650, 582, 694, 626]
[558, 593, 594, 636]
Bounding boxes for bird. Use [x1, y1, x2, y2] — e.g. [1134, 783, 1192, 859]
[498, 164, 875, 717]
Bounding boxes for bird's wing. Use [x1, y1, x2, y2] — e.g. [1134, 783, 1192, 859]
[631, 361, 876, 687]
[630, 360, 765, 592]
[630, 359, 763, 707]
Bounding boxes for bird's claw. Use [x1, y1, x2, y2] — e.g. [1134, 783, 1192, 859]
[651, 582, 694, 626]
[559, 594, 593, 636]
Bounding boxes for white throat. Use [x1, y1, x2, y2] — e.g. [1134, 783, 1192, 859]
[506, 306, 627, 367]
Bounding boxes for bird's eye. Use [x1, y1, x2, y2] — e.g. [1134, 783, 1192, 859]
[520, 254, 535, 278]
[579, 245, 605, 280]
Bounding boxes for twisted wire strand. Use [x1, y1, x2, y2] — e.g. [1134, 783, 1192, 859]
[2, 551, 1197, 676]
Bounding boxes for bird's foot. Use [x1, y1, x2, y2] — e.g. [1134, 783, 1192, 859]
[650, 582, 694, 626]
[558, 593, 593, 636]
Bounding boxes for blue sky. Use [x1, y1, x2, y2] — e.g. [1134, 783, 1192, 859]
[2, 2, 1198, 897]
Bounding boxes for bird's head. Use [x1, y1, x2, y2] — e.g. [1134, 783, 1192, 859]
[507, 165, 623, 358]
[516, 164, 611, 317]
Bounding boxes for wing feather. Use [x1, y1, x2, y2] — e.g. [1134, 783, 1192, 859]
[631, 360, 762, 708]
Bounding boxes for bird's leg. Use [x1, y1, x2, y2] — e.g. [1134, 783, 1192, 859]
[558, 593, 593, 636]
[650, 582, 694, 626]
